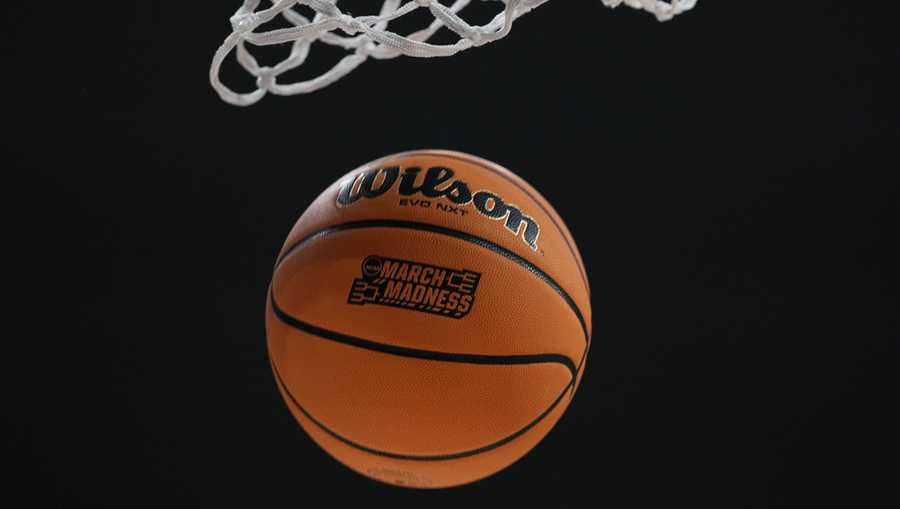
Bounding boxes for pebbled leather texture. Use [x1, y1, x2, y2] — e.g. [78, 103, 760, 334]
[267, 150, 592, 488]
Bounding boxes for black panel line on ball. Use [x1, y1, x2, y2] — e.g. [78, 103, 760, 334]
[570, 340, 591, 398]
[418, 150, 592, 297]
[273, 219, 589, 345]
[271, 290, 578, 380]
[270, 358, 576, 462]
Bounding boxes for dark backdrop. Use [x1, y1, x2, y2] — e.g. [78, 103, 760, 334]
[8, 1, 899, 507]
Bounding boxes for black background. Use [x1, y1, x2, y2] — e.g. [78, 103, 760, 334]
[7, 1, 899, 507]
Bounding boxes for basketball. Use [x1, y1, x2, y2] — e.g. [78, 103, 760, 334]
[266, 150, 592, 488]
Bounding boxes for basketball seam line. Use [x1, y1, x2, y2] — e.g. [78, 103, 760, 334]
[274, 219, 590, 345]
[270, 289, 578, 379]
[411, 150, 591, 296]
[270, 356, 579, 462]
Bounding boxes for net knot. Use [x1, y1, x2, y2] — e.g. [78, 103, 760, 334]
[339, 14, 365, 35]
[468, 31, 487, 46]
[256, 67, 276, 91]
[230, 12, 258, 34]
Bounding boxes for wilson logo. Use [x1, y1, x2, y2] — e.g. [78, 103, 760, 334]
[337, 166, 542, 251]
[347, 256, 480, 319]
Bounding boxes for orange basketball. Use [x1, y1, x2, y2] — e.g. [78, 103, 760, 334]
[266, 150, 592, 488]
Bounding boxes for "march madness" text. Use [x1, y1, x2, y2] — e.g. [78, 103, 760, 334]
[347, 256, 481, 319]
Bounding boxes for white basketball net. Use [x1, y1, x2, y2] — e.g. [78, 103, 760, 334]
[210, 0, 698, 106]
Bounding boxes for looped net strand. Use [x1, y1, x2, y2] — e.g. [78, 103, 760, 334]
[210, 0, 698, 106]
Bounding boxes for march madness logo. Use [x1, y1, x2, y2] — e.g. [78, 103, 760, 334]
[348, 256, 481, 319]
